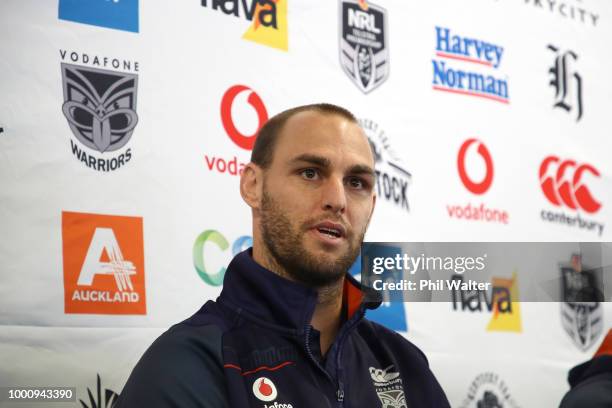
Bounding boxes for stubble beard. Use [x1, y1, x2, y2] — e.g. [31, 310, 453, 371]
[260, 188, 365, 288]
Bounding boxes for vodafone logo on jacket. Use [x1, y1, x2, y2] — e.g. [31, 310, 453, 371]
[252, 377, 277, 401]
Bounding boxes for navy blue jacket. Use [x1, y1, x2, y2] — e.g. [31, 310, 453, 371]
[117, 249, 450, 407]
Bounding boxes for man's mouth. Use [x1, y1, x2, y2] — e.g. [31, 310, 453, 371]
[312, 222, 346, 240]
[317, 227, 342, 238]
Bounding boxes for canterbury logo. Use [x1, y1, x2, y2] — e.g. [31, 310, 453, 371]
[369, 365, 400, 382]
[539, 156, 601, 213]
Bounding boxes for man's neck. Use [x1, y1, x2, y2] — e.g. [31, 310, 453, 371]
[310, 279, 344, 357]
[252, 246, 345, 356]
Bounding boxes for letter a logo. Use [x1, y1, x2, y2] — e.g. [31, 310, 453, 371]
[62, 211, 146, 315]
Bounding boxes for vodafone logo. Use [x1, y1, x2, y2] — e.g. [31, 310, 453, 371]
[539, 156, 601, 213]
[220, 85, 268, 150]
[457, 139, 494, 195]
[252, 377, 277, 402]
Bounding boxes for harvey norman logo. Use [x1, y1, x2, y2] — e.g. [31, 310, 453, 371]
[62, 211, 146, 314]
[432, 27, 509, 104]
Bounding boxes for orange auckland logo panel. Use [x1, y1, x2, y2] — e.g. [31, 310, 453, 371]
[62, 211, 146, 314]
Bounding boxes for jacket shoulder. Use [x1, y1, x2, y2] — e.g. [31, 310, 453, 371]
[116, 302, 230, 408]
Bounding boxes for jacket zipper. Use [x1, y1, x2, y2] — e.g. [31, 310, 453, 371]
[333, 309, 366, 407]
[304, 325, 345, 406]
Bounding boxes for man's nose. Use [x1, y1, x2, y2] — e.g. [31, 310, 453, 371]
[321, 176, 347, 214]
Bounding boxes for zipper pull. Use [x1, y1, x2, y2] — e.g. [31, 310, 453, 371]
[336, 382, 344, 402]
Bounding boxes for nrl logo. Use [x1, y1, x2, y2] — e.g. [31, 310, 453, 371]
[61, 63, 138, 154]
[560, 254, 604, 351]
[339, 0, 389, 93]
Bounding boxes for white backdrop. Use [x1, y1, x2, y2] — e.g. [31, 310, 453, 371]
[1, 0, 612, 407]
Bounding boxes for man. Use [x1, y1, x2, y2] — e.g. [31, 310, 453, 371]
[560, 329, 612, 408]
[117, 104, 450, 407]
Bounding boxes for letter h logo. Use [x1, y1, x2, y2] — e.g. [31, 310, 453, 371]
[548, 45, 583, 122]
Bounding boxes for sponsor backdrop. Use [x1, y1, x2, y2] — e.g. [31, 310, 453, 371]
[1, 0, 612, 406]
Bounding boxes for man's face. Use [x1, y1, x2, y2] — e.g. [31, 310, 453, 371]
[258, 111, 376, 287]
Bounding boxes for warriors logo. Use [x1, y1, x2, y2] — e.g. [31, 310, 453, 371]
[62, 63, 138, 153]
[339, 0, 389, 93]
[560, 254, 604, 351]
[369, 365, 406, 408]
[60, 51, 139, 172]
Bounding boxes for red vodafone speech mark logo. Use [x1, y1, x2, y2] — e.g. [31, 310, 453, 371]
[539, 156, 601, 213]
[457, 139, 494, 195]
[220, 85, 268, 150]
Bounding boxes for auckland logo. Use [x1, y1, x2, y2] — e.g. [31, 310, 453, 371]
[60, 50, 139, 172]
[339, 0, 389, 93]
[62, 211, 146, 315]
[432, 27, 509, 104]
[369, 365, 406, 408]
[539, 156, 604, 235]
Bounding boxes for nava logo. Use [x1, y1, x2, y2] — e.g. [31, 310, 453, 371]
[451, 272, 522, 332]
[58, 0, 139, 33]
[201, 0, 288, 51]
[62, 211, 146, 314]
[193, 230, 252, 286]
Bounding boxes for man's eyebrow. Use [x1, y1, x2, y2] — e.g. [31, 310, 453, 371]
[289, 154, 375, 178]
[289, 154, 331, 168]
[348, 164, 376, 178]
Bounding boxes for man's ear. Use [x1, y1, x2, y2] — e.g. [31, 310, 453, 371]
[240, 163, 262, 209]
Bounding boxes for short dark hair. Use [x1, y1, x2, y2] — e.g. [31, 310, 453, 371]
[251, 103, 358, 169]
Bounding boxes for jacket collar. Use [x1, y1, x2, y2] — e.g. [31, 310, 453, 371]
[217, 248, 381, 332]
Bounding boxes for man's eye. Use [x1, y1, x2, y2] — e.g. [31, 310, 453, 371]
[348, 177, 365, 189]
[301, 168, 319, 179]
